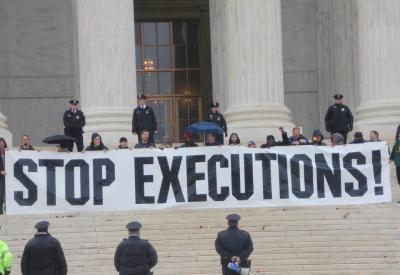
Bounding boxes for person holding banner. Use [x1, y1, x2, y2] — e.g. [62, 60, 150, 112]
[85, 133, 108, 151]
[215, 214, 253, 275]
[135, 130, 156, 149]
[114, 221, 158, 275]
[21, 221, 67, 275]
[0, 138, 7, 215]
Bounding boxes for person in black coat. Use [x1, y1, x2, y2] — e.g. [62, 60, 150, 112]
[63, 99, 86, 152]
[324, 94, 353, 143]
[114, 221, 158, 275]
[0, 138, 7, 215]
[215, 214, 253, 275]
[85, 133, 108, 151]
[21, 221, 67, 275]
[260, 127, 290, 148]
[207, 101, 228, 145]
[134, 130, 156, 149]
[310, 129, 327, 146]
[132, 94, 158, 144]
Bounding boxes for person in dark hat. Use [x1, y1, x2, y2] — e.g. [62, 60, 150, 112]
[21, 221, 67, 275]
[114, 221, 158, 275]
[118, 137, 130, 149]
[260, 127, 290, 148]
[132, 94, 158, 144]
[134, 129, 156, 149]
[207, 101, 228, 145]
[349, 131, 365, 144]
[63, 99, 86, 152]
[85, 133, 108, 151]
[310, 129, 327, 146]
[215, 214, 253, 275]
[324, 94, 353, 143]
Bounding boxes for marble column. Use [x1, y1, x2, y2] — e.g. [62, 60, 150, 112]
[209, 0, 293, 143]
[74, 0, 136, 146]
[354, 0, 400, 141]
[0, 111, 12, 145]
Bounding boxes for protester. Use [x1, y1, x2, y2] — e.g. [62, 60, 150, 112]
[228, 133, 241, 146]
[21, 221, 67, 275]
[0, 238, 13, 275]
[179, 132, 198, 148]
[63, 99, 85, 152]
[207, 101, 228, 145]
[260, 127, 289, 148]
[325, 93, 353, 143]
[310, 129, 326, 146]
[118, 137, 129, 149]
[19, 134, 35, 150]
[132, 94, 158, 144]
[114, 221, 158, 275]
[247, 141, 257, 148]
[206, 133, 219, 146]
[390, 135, 400, 188]
[331, 133, 344, 146]
[395, 124, 400, 141]
[215, 214, 253, 275]
[163, 141, 173, 149]
[289, 127, 309, 145]
[135, 129, 156, 149]
[369, 130, 381, 142]
[349, 132, 365, 144]
[0, 138, 7, 215]
[85, 133, 108, 151]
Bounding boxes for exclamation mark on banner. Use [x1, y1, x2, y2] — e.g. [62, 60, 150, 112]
[372, 150, 383, 195]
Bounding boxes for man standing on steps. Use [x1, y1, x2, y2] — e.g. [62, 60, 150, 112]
[21, 221, 67, 275]
[215, 214, 253, 275]
[114, 221, 158, 275]
[207, 101, 228, 145]
[132, 94, 158, 144]
[63, 99, 86, 152]
[324, 94, 353, 143]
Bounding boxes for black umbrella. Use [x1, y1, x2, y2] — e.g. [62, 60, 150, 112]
[42, 135, 76, 144]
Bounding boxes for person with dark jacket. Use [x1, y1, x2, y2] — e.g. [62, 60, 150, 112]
[310, 129, 327, 146]
[261, 127, 290, 148]
[21, 221, 67, 275]
[207, 101, 228, 145]
[135, 130, 156, 149]
[132, 94, 158, 144]
[288, 127, 309, 145]
[324, 94, 353, 143]
[179, 132, 198, 148]
[19, 135, 35, 150]
[63, 99, 86, 152]
[390, 134, 400, 187]
[114, 221, 158, 275]
[205, 133, 219, 146]
[85, 133, 108, 151]
[0, 138, 7, 215]
[215, 214, 253, 275]
[349, 132, 365, 144]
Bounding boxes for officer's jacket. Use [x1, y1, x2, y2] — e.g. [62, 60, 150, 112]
[63, 109, 86, 134]
[114, 235, 158, 275]
[21, 233, 67, 275]
[215, 227, 253, 265]
[132, 106, 157, 133]
[325, 104, 353, 132]
[207, 111, 227, 134]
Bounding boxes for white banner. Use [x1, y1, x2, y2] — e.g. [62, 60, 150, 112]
[5, 142, 391, 214]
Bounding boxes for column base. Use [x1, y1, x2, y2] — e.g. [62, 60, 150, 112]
[355, 101, 400, 143]
[0, 113, 12, 146]
[83, 108, 133, 148]
[224, 104, 294, 145]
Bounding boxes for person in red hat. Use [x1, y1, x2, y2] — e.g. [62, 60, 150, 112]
[132, 94, 158, 144]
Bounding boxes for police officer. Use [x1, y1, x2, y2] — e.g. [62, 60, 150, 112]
[215, 214, 253, 275]
[21, 221, 67, 275]
[114, 221, 158, 275]
[207, 101, 227, 145]
[63, 99, 85, 152]
[0, 239, 13, 275]
[132, 94, 158, 144]
[324, 94, 353, 143]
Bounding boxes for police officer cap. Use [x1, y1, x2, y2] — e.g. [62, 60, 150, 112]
[333, 94, 343, 99]
[226, 213, 241, 221]
[35, 220, 49, 231]
[137, 94, 146, 100]
[210, 101, 219, 108]
[126, 221, 142, 231]
[69, 99, 79, 105]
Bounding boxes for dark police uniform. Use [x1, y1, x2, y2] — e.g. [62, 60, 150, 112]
[324, 94, 353, 143]
[21, 221, 67, 275]
[215, 214, 253, 275]
[207, 102, 227, 145]
[114, 222, 158, 275]
[132, 94, 158, 144]
[63, 99, 85, 152]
